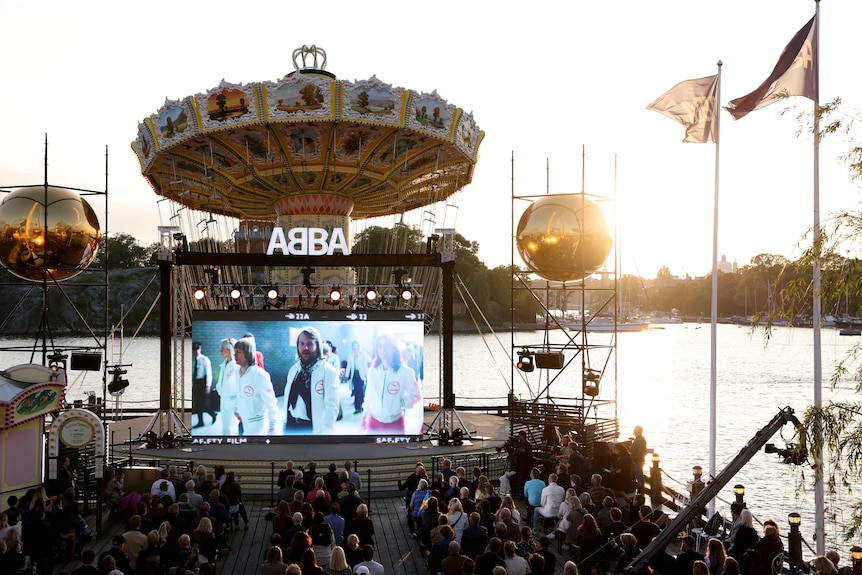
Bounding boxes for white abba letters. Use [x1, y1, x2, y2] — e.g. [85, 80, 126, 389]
[266, 227, 349, 256]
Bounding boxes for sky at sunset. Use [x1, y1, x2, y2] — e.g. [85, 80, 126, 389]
[1, 0, 860, 279]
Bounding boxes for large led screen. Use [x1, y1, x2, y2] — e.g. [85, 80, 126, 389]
[190, 309, 425, 443]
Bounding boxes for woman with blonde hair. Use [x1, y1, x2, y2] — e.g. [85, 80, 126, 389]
[555, 489, 577, 537]
[192, 516, 217, 565]
[348, 503, 374, 547]
[217, 337, 239, 435]
[447, 497, 467, 541]
[579, 491, 597, 515]
[325, 546, 351, 575]
[563, 560, 580, 575]
[194, 465, 208, 487]
[344, 533, 362, 567]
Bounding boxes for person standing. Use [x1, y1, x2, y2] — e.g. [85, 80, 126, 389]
[362, 334, 422, 434]
[630, 425, 647, 494]
[192, 342, 216, 428]
[344, 461, 362, 492]
[233, 337, 279, 435]
[285, 327, 340, 434]
[511, 431, 533, 497]
[344, 341, 371, 415]
[243, 332, 265, 368]
[216, 338, 239, 435]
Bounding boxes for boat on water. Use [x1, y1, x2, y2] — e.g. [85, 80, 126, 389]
[839, 327, 862, 336]
[648, 310, 683, 325]
[568, 315, 651, 332]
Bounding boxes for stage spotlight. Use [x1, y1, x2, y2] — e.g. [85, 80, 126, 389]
[365, 286, 379, 303]
[265, 286, 279, 300]
[516, 350, 534, 372]
[400, 286, 413, 302]
[160, 430, 177, 449]
[583, 368, 601, 396]
[230, 286, 242, 300]
[451, 428, 465, 446]
[329, 286, 343, 303]
[193, 286, 206, 301]
[393, 268, 413, 303]
[108, 368, 129, 395]
[438, 428, 451, 446]
[48, 351, 68, 372]
[143, 430, 159, 449]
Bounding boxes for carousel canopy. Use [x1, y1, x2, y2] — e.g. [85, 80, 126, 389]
[132, 46, 484, 221]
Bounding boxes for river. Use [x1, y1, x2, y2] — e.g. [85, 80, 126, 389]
[3, 322, 860, 554]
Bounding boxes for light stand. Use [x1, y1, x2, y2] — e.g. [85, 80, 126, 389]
[850, 545, 862, 575]
[788, 512, 803, 572]
[734, 484, 745, 507]
[650, 453, 663, 507]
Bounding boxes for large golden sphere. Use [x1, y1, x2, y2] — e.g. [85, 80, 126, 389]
[0, 187, 101, 282]
[516, 194, 612, 282]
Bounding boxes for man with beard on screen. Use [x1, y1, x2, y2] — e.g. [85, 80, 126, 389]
[285, 326, 340, 434]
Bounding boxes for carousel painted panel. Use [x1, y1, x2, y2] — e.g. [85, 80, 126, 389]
[196, 81, 261, 132]
[262, 75, 336, 122]
[340, 76, 407, 126]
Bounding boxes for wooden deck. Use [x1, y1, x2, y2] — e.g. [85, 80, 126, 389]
[55, 495, 577, 575]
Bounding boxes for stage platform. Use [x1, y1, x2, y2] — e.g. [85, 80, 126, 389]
[106, 409, 513, 495]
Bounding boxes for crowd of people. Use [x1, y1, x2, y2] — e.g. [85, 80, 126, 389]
[390, 428, 851, 575]
[264, 459, 383, 575]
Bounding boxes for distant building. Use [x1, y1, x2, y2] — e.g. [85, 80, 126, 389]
[717, 254, 737, 274]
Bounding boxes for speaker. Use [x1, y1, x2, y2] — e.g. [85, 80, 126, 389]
[70, 352, 102, 371]
[534, 352, 564, 369]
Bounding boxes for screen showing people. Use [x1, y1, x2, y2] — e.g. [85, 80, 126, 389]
[190, 310, 425, 441]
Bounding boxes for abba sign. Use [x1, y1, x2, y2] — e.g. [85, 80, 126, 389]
[266, 227, 349, 256]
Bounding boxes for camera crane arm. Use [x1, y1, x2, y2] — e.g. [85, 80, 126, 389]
[626, 406, 803, 574]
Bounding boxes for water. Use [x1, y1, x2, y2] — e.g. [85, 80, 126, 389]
[3, 323, 860, 552]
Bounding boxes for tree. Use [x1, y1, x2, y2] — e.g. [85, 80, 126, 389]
[656, 266, 673, 281]
[776, 98, 862, 540]
[93, 233, 153, 269]
[300, 84, 318, 106]
[357, 91, 369, 109]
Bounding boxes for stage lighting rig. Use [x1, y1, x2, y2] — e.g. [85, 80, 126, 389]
[451, 428, 465, 446]
[302, 267, 316, 293]
[516, 349, 534, 372]
[393, 269, 414, 303]
[108, 366, 130, 395]
[143, 430, 159, 449]
[48, 351, 68, 372]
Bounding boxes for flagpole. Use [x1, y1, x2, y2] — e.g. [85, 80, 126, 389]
[813, 0, 824, 556]
[707, 61, 722, 520]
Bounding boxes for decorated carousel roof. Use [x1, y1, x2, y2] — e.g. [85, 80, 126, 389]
[131, 46, 484, 221]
